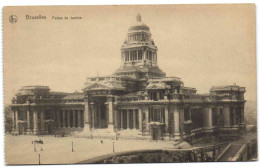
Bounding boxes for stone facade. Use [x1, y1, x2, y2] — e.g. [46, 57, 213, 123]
[9, 14, 246, 142]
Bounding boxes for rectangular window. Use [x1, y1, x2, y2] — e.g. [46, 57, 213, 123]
[141, 34, 145, 41]
[184, 108, 190, 121]
[138, 50, 142, 60]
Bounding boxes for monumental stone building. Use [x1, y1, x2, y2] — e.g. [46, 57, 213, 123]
[10, 14, 246, 142]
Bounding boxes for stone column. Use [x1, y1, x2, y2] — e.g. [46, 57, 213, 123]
[33, 111, 38, 134]
[67, 111, 70, 128]
[99, 108, 102, 128]
[223, 105, 230, 127]
[233, 107, 236, 125]
[26, 110, 31, 134]
[62, 110, 65, 128]
[121, 110, 124, 129]
[114, 108, 118, 129]
[13, 110, 19, 134]
[173, 105, 180, 140]
[133, 110, 136, 129]
[84, 96, 90, 130]
[91, 103, 95, 129]
[57, 111, 61, 128]
[77, 110, 81, 128]
[203, 107, 212, 128]
[156, 92, 160, 100]
[12, 110, 15, 133]
[145, 108, 149, 132]
[15, 111, 19, 130]
[40, 110, 45, 132]
[179, 107, 184, 134]
[73, 110, 76, 128]
[189, 108, 192, 121]
[241, 106, 244, 124]
[127, 110, 130, 129]
[138, 109, 142, 132]
[165, 106, 169, 133]
[107, 96, 114, 130]
[208, 108, 213, 128]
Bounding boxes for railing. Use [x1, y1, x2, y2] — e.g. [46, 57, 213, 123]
[77, 142, 230, 164]
[231, 139, 257, 161]
[74, 134, 150, 141]
[117, 93, 208, 103]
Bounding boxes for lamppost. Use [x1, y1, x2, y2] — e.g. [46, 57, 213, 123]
[112, 141, 115, 153]
[38, 154, 41, 165]
[72, 141, 74, 152]
[34, 141, 36, 152]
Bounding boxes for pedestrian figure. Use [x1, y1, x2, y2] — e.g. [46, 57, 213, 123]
[101, 140, 103, 144]
[32, 141, 33, 144]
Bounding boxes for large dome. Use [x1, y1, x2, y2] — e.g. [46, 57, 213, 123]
[128, 14, 150, 31]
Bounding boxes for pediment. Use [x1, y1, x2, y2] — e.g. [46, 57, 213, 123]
[85, 82, 109, 90]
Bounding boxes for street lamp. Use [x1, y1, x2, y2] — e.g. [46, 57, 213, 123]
[112, 141, 115, 153]
[34, 141, 37, 152]
[38, 154, 41, 165]
[72, 141, 74, 152]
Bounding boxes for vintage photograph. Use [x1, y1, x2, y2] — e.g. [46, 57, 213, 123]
[3, 4, 257, 165]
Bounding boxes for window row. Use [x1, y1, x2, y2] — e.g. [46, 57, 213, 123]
[125, 50, 143, 61]
[128, 34, 149, 42]
[124, 50, 157, 62]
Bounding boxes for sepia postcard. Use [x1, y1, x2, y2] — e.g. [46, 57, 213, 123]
[3, 4, 257, 165]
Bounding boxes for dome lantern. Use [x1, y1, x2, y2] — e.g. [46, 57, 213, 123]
[136, 13, 141, 22]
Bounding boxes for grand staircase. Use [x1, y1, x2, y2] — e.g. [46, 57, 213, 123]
[218, 144, 243, 161]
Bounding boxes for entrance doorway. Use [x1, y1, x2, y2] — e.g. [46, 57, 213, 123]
[18, 123, 25, 135]
[93, 97, 108, 129]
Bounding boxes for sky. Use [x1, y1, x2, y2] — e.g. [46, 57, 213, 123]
[4, 4, 256, 105]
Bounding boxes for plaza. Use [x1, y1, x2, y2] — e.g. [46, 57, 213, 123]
[5, 135, 189, 165]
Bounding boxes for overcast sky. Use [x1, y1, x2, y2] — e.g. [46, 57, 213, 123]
[4, 4, 256, 105]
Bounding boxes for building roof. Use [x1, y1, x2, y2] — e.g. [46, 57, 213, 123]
[146, 82, 171, 90]
[210, 85, 246, 92]
[128, 14, 150, 31]
[63, 92, 84, 100]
